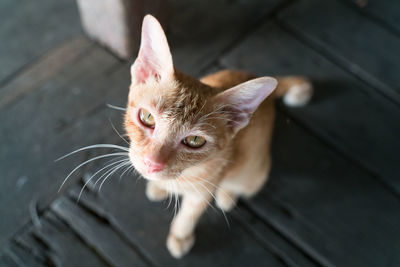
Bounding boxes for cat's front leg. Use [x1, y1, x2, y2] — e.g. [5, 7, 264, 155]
[167, 193, 211, 258]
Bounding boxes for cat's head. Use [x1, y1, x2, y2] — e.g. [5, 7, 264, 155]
[125, 15, 276, 181]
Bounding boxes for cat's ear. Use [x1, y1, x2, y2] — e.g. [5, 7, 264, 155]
[214, 77, 277, 134]
[130, 15, 173, 84]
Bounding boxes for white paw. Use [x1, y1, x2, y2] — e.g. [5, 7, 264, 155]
[283, 81, 313, 107]
[146, 182, 168, 202]
[216, 189, 238, 212]
[167, 233, 195, 259]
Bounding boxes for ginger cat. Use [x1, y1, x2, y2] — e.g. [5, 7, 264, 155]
[125, 15, 312, 258]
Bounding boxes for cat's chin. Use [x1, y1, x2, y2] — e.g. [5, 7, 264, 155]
[140, 170, 178, 181]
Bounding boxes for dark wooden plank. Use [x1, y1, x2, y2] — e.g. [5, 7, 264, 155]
[230, 206, 318, 267]
[0, 44, 129, 247]
[51, 196, 148, 267]
[68, 178, 287, 267]
[32, 212, 109, 267]
[342, 0, 400, 34]
[277, 0, 400, 104]
[246, 111, 400, 267]
[221, 22, 400, 195]
[167, 0, 284, 76]
[3, 243, 44, 267]
[0, 251, 21, 267]
[0, 0, 82, 84]
[0, 37, 93, 109]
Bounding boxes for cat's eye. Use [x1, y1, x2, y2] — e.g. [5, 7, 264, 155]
[139, 108, 155, 128]
[183, 135, 206, 148]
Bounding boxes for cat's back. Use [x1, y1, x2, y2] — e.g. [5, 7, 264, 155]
[200, 69, 257, 91]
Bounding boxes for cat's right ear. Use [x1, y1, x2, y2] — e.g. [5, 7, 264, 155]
[130, 15, 174, 85]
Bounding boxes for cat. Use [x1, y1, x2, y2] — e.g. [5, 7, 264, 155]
[125, 15, 312, 258]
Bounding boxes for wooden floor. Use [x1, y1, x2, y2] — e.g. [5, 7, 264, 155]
[1, 0, 399, 266]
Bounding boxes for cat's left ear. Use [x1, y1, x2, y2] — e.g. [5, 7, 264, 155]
[214, 77, 277, 134]
[131, 15, 173, 84]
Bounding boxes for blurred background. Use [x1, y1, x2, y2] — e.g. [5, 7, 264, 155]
[0, 0, 399, 266]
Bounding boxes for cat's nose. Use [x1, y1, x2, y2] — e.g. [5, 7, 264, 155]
[144, 156, 164, 173]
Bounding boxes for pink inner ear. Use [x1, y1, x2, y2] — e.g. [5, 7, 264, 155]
[135, 65, 150, 84]
[132, 59, 160, 83]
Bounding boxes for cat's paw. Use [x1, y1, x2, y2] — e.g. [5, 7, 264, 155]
[167, 233, 195, 258]
[146, 181, 168, 202]
[216, 189, 238, 212]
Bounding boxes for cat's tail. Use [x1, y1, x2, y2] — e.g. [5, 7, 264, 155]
[273, 76, 313, 107]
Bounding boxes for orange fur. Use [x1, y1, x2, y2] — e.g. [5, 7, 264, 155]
[124, 15, 312, 258]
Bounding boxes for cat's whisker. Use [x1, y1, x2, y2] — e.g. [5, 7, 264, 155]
[119, 163, 134, 182]
[194, 180, 230, 227]
[166, 181, 173, 209]
[184, 178, 216, 213]
[58, 152, 129, 192]
[109, 119, 130, 145]
[173, 182, 179, 219]
[77, 158, 129, 202]
[93, 160, 127, 188]
[189, 175, 235, 204]
[106, 103, 126, 111]
[99, 161, 131, 193]
[56, 144, 129, 162]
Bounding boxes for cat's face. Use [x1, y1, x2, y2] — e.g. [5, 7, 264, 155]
[125, 76, 228, 180]
[124, 15, 276, 181]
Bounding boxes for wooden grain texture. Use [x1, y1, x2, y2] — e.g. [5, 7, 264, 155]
[230, 206, 318, 267]
[2, 242, 44, 267]
[0, 37, 92, 109]
[0, 44, 129, 247]
[0, 0, 82, 84]
[246, 111, 400, 267]
[342, 0, 400, 34]
[51, 196, 148, 267]
[221, 22, 400, 195]
[33, 212, 109, 267]
[277, 0, 400, 104]
[0, 252, 19, 267]
[67, 178, 287, 267]
[166, 0, 284, 76]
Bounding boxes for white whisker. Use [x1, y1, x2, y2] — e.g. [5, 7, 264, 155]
[56, 144, 129, 161]
[77, 158, 129, 201]
[109, 119, 130, 145]
[58, 152, 128, 192]
[99, 161, 131, 193]
[107, 103, 126, 111]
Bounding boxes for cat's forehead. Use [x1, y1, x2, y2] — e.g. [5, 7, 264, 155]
[130, 72, 215, 125]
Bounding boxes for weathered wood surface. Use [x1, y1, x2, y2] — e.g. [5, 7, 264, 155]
[0, 37, 93, 109]
[278, 0, 400, 104]
[221, 22, 400, 195]
[167, 0, 284, 76]
[0, 0, 82, 84]
[343, 0, 400, 34]
[51, 197, 149, 267]
[0, 40, 130, 247]
[1, 0, 400, 266]
[68, 176, 289, 267]
[249, 112, 400, 267]
[34, 212, 110, 267]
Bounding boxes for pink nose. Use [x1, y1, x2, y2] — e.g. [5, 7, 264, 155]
[144, 156, 165, 173]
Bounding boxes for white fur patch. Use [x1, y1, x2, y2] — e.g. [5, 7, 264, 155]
[283, 82, 313, 107]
